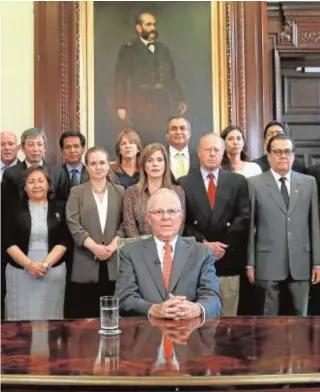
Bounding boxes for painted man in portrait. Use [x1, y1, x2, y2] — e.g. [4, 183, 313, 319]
[114, 11, 187, 145]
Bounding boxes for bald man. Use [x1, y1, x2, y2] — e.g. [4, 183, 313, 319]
[0, 132, 20, 181]
[178, 134, 250, 316]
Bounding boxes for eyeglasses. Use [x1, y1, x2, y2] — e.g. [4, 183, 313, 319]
[270, 149, 294, 157]
[148, 209, 181, 218]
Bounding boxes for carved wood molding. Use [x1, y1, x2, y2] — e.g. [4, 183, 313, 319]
[34, 1, 80, 164]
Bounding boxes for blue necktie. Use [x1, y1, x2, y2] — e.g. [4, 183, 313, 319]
[70, 169, 79, 187]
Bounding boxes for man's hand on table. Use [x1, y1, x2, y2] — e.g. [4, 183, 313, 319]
[148, 294, 202, 320]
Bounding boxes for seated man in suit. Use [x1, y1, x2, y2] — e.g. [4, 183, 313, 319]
[178, 133, 250, 316]
[1, 128, 70, 207]
[252, 121, 305, 173]
[59, 130, 87, 187]
[115, 187, 221, 319]
[166, 116, 199, 183]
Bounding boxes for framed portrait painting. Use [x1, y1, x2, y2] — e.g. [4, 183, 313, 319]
[79, 1, 228, 157]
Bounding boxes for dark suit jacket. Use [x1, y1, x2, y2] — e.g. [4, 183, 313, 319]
[62, 163, 88, 186]
[306, 165, 320, 202]
[1, 160, 70, 208]
[2, 198, 71, 269]
[252, 154, 306, 174]
[167, 147, 200, 184]
[115, 38, 184, 111]
[178, 169, 251, 276]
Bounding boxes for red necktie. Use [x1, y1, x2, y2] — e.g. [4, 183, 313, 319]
[207, 173, 216, 208]
[163, 334, 174, 368]
[163, 243, 173, 291]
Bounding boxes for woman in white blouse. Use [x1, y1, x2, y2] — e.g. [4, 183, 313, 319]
[220, 125, 262, 178]
[66, 147, 125, 318]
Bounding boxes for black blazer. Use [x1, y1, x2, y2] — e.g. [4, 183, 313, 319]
[252, 154, 306, 174]
[178, 169, 251, 276]
[1, 161, 70, 208]
[168, 147, 200, 184]
[2, 199, 72, 269]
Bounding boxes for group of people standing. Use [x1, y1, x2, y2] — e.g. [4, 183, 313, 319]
[1, 117, 319, 321]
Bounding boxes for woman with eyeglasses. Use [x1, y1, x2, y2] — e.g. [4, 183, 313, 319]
[220, 125, 262, 178]
[123, 143, 185, 237]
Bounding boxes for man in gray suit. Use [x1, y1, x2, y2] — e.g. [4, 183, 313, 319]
[115, 188, 221, 319]
[247, 134, 320, 316]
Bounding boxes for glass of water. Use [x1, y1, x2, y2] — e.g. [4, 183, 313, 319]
[99, 296, 121, 335]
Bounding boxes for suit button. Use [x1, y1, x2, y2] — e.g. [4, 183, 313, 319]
[226, 222, 231, 227]
[194, 221, 198, 225]
[288, 232, 291, 236]
[288, 218, 291, 221]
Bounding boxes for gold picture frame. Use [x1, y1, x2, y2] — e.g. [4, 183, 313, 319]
[78, 1, 228, 146]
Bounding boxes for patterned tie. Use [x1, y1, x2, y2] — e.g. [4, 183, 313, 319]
[207, 173, 216, 208]
[163, 243, 173, 291]
[279, 177, 289, 209]
[175, 153, 187, 179]
[70, 169, 79, 187]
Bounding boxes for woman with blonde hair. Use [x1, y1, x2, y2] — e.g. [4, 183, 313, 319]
[110, 129, 143, 189]
[123, 143, 185, 237]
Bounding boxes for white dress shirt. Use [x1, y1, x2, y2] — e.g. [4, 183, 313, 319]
[169, 146, 190, 180]
[153, 235, 178, 272]
[200, 167, 220, 191]
[92, 189, 108, 233]
[25, 159, 44, 168]
[140, 36, 155, 53]
[270, 169, 291, 195]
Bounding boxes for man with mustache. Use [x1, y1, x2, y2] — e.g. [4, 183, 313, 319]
[247, 134, 320, 316]
[115, 12, 186, 146]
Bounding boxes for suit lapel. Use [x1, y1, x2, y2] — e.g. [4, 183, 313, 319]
[103, 183, 116, 236]
[169, 237, 193, 293]
[190, 170, 211, 218]
[212, 171, 231, 222]
[20, 199, 32, 232]
[142, 238, 166, 300]
[265, 170, 287, 214]
[83, 182, 103, 238]
[288, 172, 301, 216]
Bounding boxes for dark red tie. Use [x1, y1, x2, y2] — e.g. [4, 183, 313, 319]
[207, 173, 216, 208]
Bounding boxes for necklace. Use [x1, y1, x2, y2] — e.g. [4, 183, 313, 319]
[91, 185, 107, 194]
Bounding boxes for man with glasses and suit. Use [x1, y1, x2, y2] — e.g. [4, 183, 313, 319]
[115, 187, 221, 319]
[247, 134, 320, 316]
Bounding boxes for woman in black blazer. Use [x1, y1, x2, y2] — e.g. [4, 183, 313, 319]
[3, 166, 71, 320]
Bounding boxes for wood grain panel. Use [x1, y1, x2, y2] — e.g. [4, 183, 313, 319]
[34, 1, 79, 165]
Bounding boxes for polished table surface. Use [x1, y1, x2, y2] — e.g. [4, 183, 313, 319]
[1, 317, 320, 389]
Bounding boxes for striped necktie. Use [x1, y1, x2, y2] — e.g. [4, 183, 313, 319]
[70, 169, 79, 187]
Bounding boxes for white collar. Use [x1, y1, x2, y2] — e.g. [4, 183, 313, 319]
[200, 166, 219, 179]
[271, 168, 291, 183]
[153, 235, 178, 252]
[169, 145, 189, 157]
[1, 159, 18, 168]
[140, 36, 154, 46]
[25, 159, 43, 168]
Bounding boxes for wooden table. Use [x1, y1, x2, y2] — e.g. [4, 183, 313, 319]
[1, 317, 320, 391]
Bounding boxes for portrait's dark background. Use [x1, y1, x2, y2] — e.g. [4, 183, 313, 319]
[94, 1, 212, 159]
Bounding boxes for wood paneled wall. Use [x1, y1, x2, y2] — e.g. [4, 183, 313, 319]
[33, 1, 320, 164]
[34, 1, 79, 164]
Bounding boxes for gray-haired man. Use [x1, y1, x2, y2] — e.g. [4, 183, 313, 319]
[1, 128, 70, 207]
